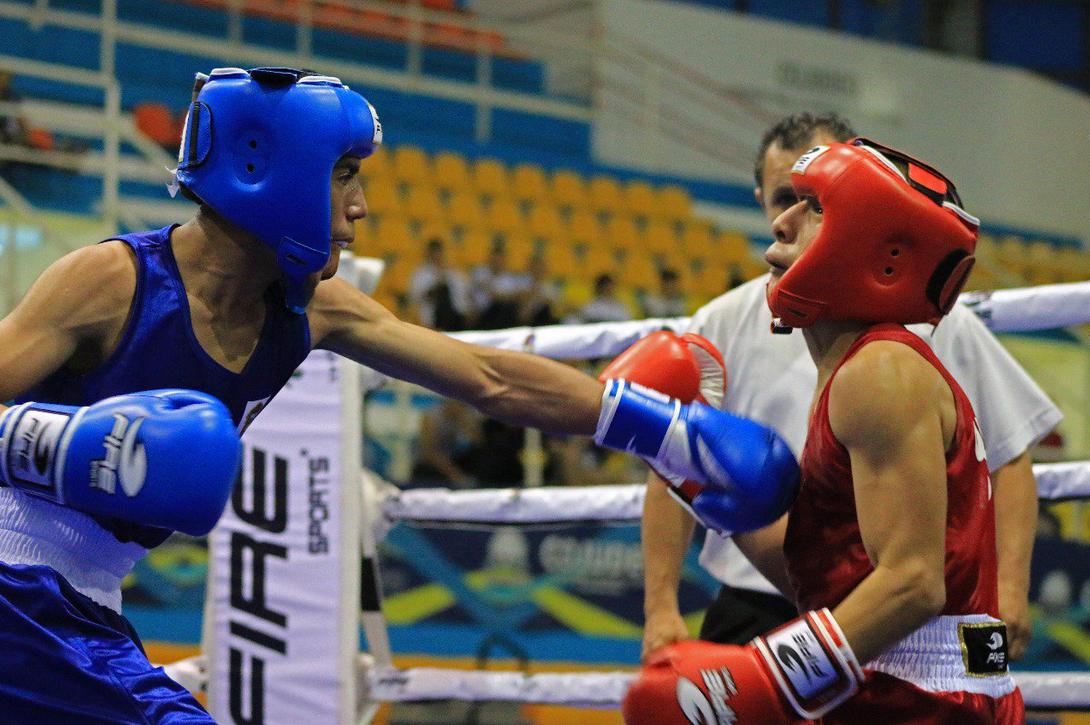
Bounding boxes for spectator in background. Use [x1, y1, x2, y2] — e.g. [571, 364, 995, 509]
[518, 254, 560, 326]
[409, 238, 474, 331]
[0, 69, 29, 148]
[642, 267, 688, 318]
[411, 399, 483, 488]
[573, 273, 633, 323]
[471, 240, 528, 329]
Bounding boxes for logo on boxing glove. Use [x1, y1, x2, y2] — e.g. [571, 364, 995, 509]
[89, 414, 148, 497]
[676, 668, 739, 725]
[8, 409, 69, 492]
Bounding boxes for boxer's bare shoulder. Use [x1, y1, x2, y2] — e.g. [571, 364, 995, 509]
[0, 240, 137, 395]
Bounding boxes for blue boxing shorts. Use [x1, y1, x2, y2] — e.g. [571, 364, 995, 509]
[0, 489, 214, 724]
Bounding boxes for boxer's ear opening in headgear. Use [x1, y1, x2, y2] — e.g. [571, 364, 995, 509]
[928, 249, 976, 317]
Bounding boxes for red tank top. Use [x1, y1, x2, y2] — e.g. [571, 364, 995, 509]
[783, 324, 999, 618]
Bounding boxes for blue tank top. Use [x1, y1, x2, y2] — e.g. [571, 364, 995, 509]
[20, 225, 311, 546]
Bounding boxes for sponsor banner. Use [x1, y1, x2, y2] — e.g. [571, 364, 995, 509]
[378, 522, 720, 664]
[209, 351, 355, 725]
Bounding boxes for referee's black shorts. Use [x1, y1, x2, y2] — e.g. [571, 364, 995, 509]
[698, 584, 798, 645]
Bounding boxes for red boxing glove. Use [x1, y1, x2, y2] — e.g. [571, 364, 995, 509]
[599, 330, 725, 407]
[599, 330, 727, 515]
[622, 609, 864, 724]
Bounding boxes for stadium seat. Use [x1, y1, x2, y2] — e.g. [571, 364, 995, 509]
[485, 197, 524, 235]
[622, 180, 657, 218]
[527, 204, 563, 244]
[392, 145, 431, 186]
[457, 228, 494, 267]
[446, 190, 485, 232]
[473, 158, 510, 201]
[405, 184, 445, 226]
[511, 163, 549, 205]
[433, 151, 471, 193]
[363, 180, 404, 218]
[588, 175, 624, 215]
[657, 184, 692, 221]
[604, 215, 640, 252]
[133, 102, 180, 147]
[551, 169, 588, 211]
[644, 220, 678, 254]
[360, 145, 392, 181]
[681, 220, 713, 255]
[566, 209, 602, 245]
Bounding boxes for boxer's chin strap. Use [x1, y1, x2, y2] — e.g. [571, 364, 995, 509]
[770, 318, 794, 335]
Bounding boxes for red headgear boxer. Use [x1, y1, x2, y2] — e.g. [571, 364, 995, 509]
[767, 137, 979, 332]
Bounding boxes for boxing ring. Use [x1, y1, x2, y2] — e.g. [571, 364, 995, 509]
[165, 277, 1090, 723]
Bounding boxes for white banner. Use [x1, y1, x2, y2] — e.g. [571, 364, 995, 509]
[208, 350, 361, 725]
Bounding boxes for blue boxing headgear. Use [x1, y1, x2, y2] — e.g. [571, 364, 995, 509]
[173, 67, 382, 312]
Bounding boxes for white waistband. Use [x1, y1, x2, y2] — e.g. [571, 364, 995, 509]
[0, 487, 147, 612]
[866, 614, 1016, 699]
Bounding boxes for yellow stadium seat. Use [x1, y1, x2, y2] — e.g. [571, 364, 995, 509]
[376, 255, 415, 296]
[583, 245, 617, 276]
[644, 220, 678, 254]
[473, 158, 511, 200]
[681, 221, 713, 254]
[485, 198, 525, 235]
[363, 179, 403, 218]
[604, 215, 640, 251]
[543, 242, 580, 279]
[716, 230, 751, 262]
[588, 175, 624, 215]
[433, 151, 471, 192]
[504, 231, 536, 270]
[373, 216, 415, 257]
[618, 254, 659, 290]
[456, 228, 495, 267]
[527, 204, 563, 244]
[657, 185, 692, 221]
[446, 190, 485, 232]
[623, 180, 657, 217]
[566, 209, 602, 245]
[360, 144, 392, 181]
[349, 218, 373, 257]
[512, 163, 549, 204]
[551, 169, 588, 210]
[391, 146, 431, 186]
[405, 185, 444, 226]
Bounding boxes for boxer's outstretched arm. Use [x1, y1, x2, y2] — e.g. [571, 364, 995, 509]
[825, 341, 950, 664]
[310, 278, 602, 434]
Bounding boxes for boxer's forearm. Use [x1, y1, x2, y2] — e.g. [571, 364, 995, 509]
[642, 472, 695, 617]
[471, 346, 603, 434]
[733, 514, 795, 600]
[832, 562, 945, 664]
[992, 453, 1036, 603]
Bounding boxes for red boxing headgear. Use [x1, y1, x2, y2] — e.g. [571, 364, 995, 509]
[767, 137, 979, 332]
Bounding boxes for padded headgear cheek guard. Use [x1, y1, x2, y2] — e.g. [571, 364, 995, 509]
[174, 67, 383, 313]
[767, 138, 979, 332]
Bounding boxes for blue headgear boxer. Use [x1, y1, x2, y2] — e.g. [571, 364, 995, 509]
[173, 67, 382, 313]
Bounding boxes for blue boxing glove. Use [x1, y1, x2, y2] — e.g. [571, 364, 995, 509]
[0, 390, 241, 536]
[595, 379, 798, 533]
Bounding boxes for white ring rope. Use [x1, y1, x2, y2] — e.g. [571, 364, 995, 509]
[161, 654, 1090, 710]
[446, 281, 1090, 361]
[381, 462, 1090, 526]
